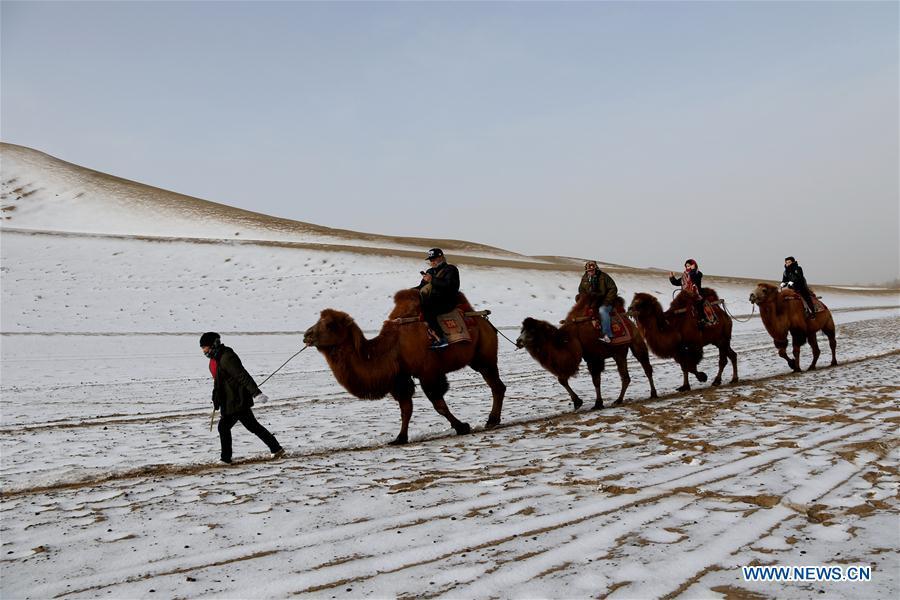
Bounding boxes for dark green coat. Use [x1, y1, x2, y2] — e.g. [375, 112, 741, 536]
[211, 346, 261, 416]
[578, 270, 618, 306]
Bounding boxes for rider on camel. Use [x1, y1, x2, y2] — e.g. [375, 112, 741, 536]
[578, 260, 618, 343]
[669, 259, 707, 328]
[781, 256, 815, 318]
[416, 248, 460, 349]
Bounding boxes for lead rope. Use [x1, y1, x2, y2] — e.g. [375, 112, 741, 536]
[722, 300, 756, 323]
[210, 345, 311, 431]
[484, 316, 520, 348]
[258, 345, 311, 387]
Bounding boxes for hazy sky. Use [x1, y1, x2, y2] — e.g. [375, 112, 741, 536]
[2, 1, 898, 284]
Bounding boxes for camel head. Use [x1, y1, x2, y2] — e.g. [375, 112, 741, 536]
[303, 309, 357, 349]
[515, 317, 541, 349]
[517, 317, 567, 351]
[627, 293, 661, 319]
[749, 283, 778, 305]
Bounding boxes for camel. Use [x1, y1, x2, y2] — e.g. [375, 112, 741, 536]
[749, 283, 837, 372]
[302, 289, 506, 445]
[515, 296, 658, 409]
[627, 289, 738, 391]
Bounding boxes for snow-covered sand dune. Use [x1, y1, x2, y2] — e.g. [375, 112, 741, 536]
[1, 144, 897, 598]
[0, 142, 562, 263]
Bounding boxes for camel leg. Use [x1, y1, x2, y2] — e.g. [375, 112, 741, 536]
[791, 334, 803, 373]
[807, 332, 821, 371]
[728, 345, 738, 383]
[421, 375, 471, 436]
[684, 346, 707, 384]
[585, 359, 606, 409]
[558, 376, 583, 411]
[692, 365, 708, 384]
[609, 353, 630, 406]
[824, 320, 838, 366]
[632, 343, 658, 399]
[775, 339, 796, 372]
[388, 376, 415, 445]
[471, 361, 506, 428]
[676, 361, 691, 392]
[712, 343, 727, 386]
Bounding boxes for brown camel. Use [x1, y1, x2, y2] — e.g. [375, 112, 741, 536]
[302, 289, 506, 445]
[627, 289, 738, 391]
[516, 296, 658, 410]
[749, 283, 837, 372]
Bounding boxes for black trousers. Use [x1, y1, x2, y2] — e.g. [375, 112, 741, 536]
[795, 286, 815, 312]
[218, 408, 280, 461]
[423, 297, 455, 338]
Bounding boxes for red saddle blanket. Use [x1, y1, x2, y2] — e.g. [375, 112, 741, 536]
[584, 306, 632, 345]
[701, 301, 720, 325]
[676, 300, 720, 325]
[436, 309, 473, 344]
[786, 295, 827, 314]
[812, 296, 827, 313]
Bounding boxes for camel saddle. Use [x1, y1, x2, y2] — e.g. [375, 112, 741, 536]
[393, 306, 491, 345]
[568, 305, 632, 345]
[671, 299, 721, 325]
[784, 291, 827, 314]
[435, 309, 473, 344]
[701, 301, 720, 325]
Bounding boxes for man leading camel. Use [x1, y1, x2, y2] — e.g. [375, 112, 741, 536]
[200, 332, 285, 464]
[577, 260, 618, 343]
[416, 248, 460, 349]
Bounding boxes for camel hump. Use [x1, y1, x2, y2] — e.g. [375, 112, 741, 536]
[701, 287, 719, 301]
[613, 296, 626, 311]
[394, 289, 421, 305]
[320, 307, 352, 322]
[455, 292, 474, 313]
[390, 288, 478, 320]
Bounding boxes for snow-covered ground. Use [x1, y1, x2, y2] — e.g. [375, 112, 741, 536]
[2, 230, 896, 335]
[1, 145, 898, 598]
[1, 328, 897, 599]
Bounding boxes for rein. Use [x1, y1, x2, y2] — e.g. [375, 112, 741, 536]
[390, 309, 492, 325]
[390, 309, 519, 348]
[722, 300, 756, 323]
[669, 299, 724, 316]
[560, 315, 594, 325]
